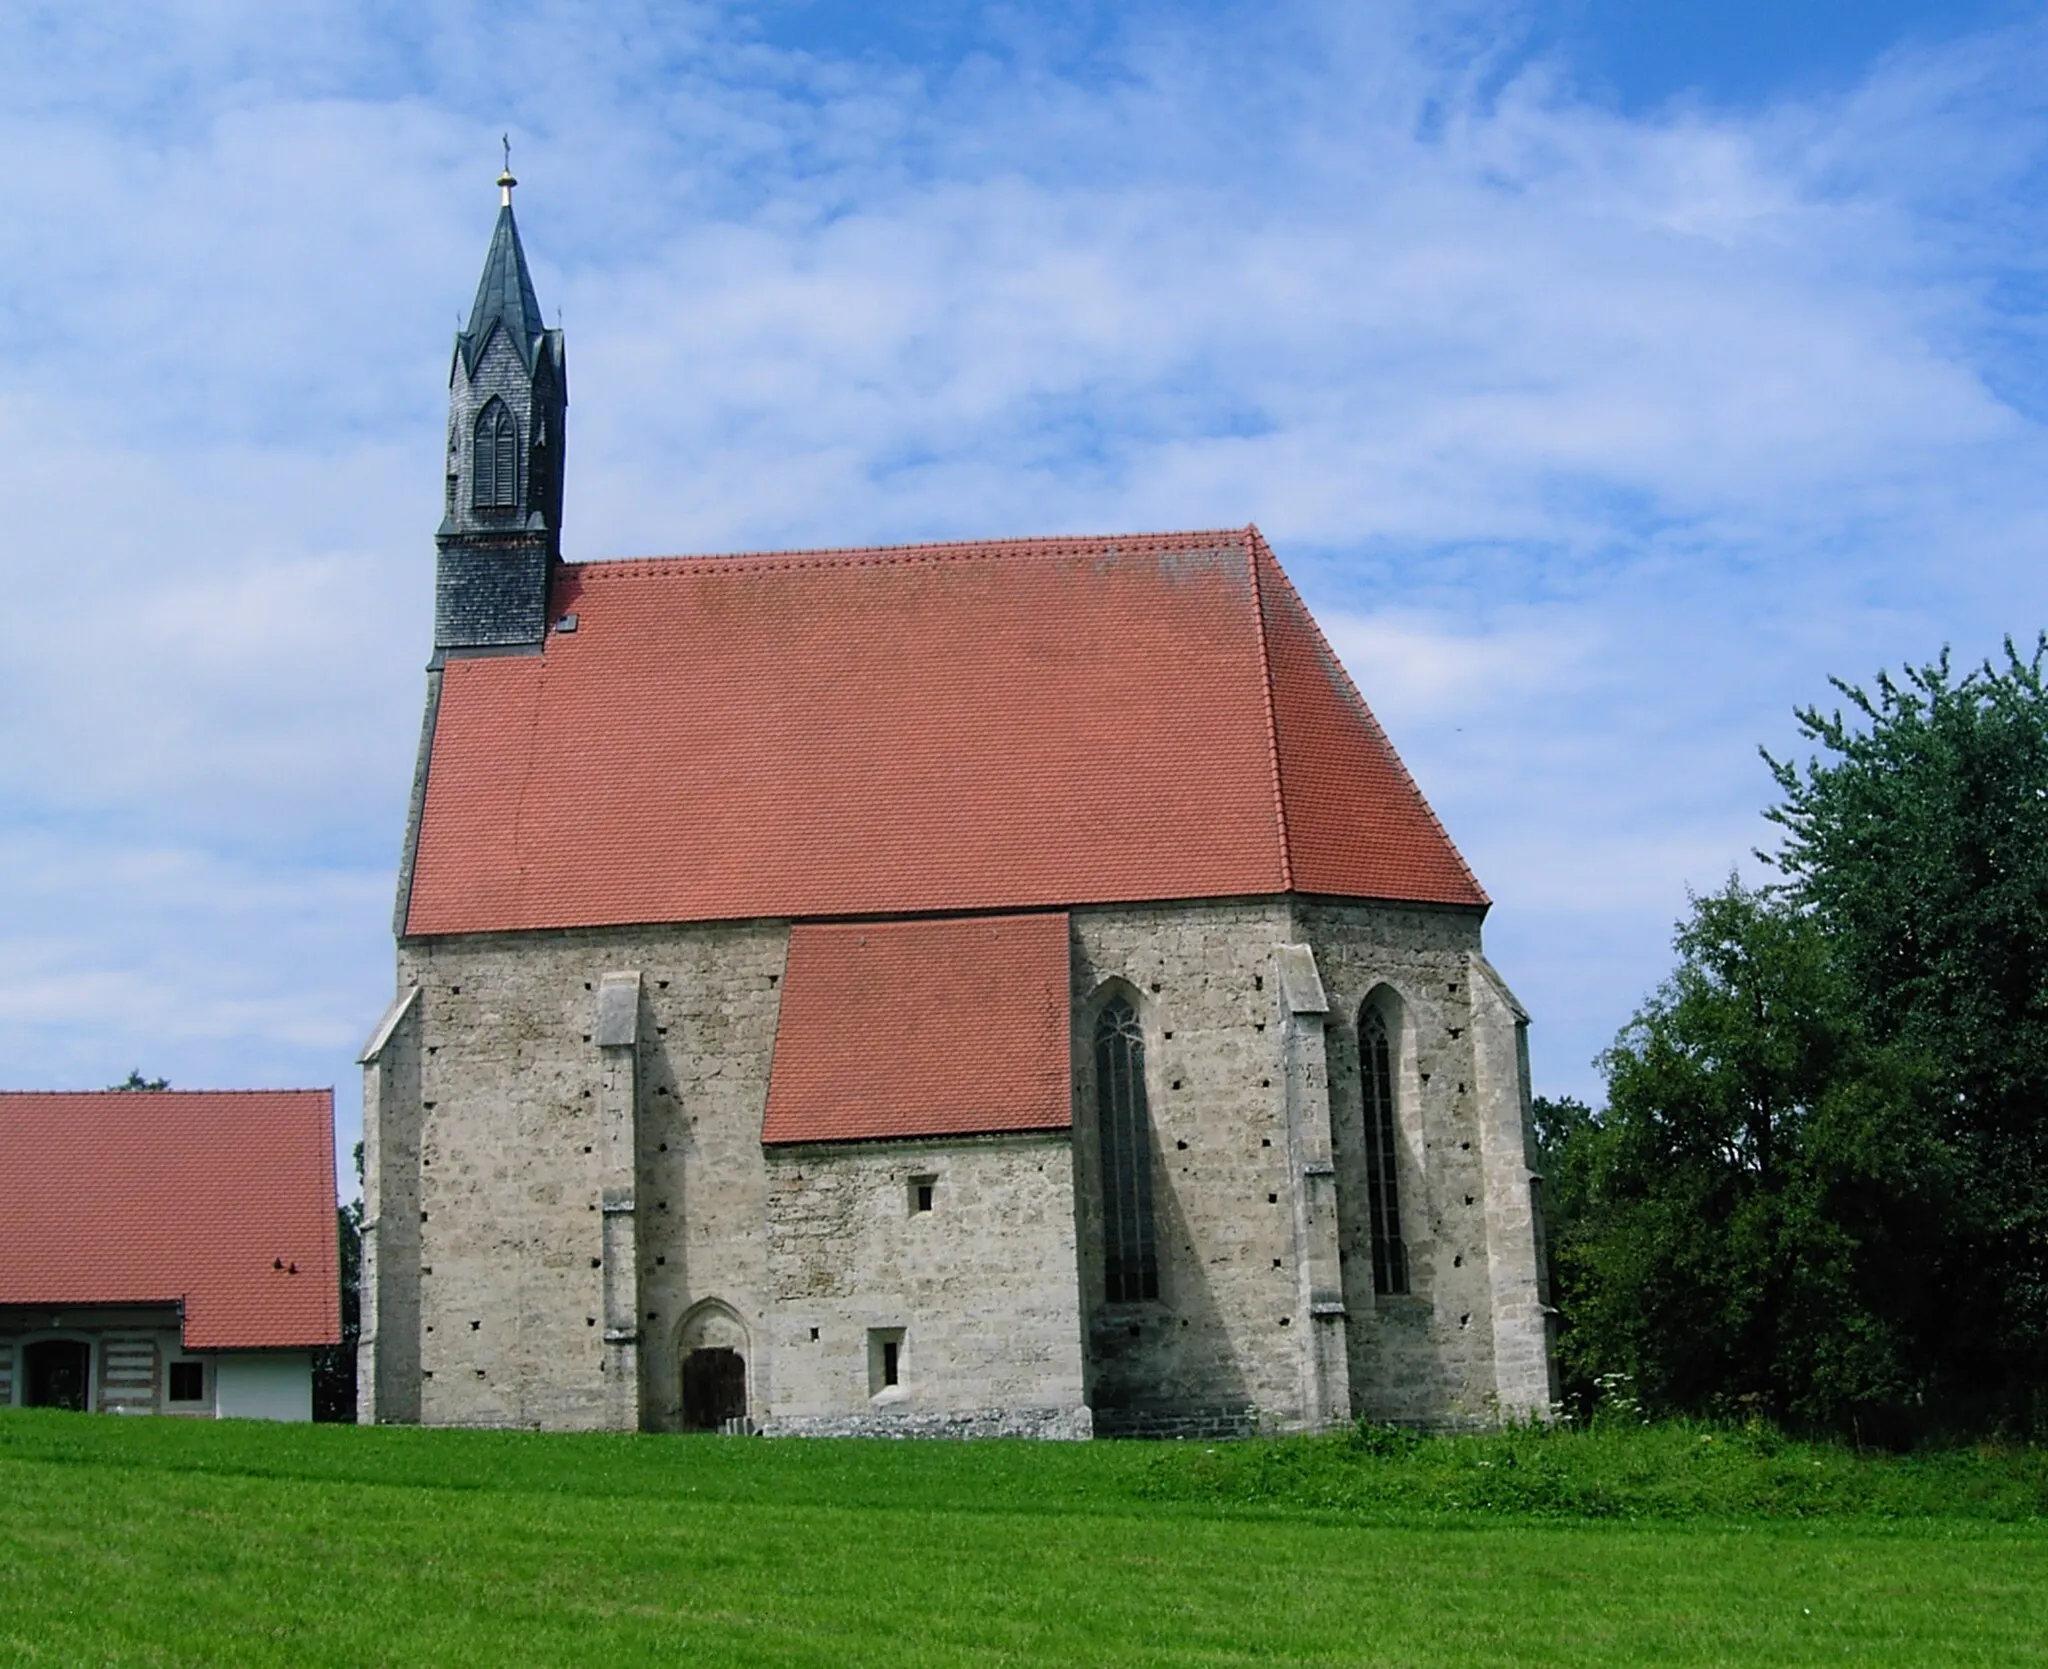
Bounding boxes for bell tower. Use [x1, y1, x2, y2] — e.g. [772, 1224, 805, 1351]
[434, 160, 567, 658]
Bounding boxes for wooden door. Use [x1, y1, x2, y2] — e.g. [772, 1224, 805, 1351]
[681, 1347, 747, 1430]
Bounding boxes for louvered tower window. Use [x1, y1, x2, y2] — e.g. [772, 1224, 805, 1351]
[1360, 1006, 1410, 1294]
[472, 398, 518, 509]
[1096, 998, 1159, 1302]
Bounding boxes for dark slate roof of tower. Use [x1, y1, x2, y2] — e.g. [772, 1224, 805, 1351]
[459, 204, 546, 374]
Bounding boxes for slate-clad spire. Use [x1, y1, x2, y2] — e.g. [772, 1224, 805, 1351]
[458, 195, 548, 376]
[432, 163, 567, 659]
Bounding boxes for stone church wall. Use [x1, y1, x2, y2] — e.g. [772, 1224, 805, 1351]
[1067, 898, 1541, 1434]
[378, 919, 786, 1430]
[1302, 898, 1552, 1425]
[374, 918, 1087, 1436]
[1070, 899, 1305, 1435]
[367, 895, 1549, 1434]
[760, 1133, 1088, 1438]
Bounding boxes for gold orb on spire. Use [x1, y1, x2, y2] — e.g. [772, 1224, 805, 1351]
[498, 132, 516, 206]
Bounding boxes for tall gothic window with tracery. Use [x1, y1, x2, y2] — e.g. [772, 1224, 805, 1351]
[472, 398, 518, 509]
[1096, 997, 1159, 1302]
[1360, 1005, 1410, 1295]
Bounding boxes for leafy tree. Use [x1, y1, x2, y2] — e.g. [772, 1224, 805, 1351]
[1764, 637, 2048, 1423]
[311, 1201, 362, 1422]
[1530, 1091, 1597, 1411]
[313, 1142, 364, 1423]
[108, 1071, 170, 1091]
[1548, 880, 1956, 1435]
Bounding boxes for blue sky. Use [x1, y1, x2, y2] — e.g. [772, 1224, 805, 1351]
[2, 1, 2044, 1196]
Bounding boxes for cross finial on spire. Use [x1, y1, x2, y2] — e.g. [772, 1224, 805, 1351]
[497, 134, 517, 206]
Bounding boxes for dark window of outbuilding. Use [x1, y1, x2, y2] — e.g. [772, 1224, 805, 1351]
[1096, 997, 1159, 1302]
[1360, 1007, 1410, 1294]
[23, 1340, 89, 1411]
[168, 1360, 205, 1403]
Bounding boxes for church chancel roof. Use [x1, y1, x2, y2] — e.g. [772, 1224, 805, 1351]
[403, 525, 1485, 937]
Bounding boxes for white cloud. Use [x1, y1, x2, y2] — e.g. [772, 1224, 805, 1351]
[1321, 609, 1598, 722]
[2, 0, 2046, 1164]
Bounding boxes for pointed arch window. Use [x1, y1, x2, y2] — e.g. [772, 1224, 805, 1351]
[472, 398, 518, 509]
[1096, 997, 1159, 1302]
[1360, 1005, 1410, 1295]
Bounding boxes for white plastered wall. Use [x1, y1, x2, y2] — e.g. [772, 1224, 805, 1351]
[214, 1353, 314, 1421]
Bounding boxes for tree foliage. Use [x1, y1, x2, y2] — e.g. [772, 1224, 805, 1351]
[311, 1199, 362, 1423]
[1544, 882, 1955, 1434]
[1546, 638, 2048, 1438]
[1765, 637, 2048, 1412]
[313, 1144, 365, 1423]
[108, 1071, 170, 1091]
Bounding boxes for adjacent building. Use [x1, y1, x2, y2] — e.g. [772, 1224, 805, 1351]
[0, 1089, 340, 1420]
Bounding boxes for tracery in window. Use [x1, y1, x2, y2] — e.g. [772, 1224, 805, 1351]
[1360, 1004, 1410, 1295]
[472, 397, 517, 509]
[1096, 996, 1159, 1302]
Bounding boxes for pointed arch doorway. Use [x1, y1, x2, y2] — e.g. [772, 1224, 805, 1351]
[676, 1300, 750, 1432]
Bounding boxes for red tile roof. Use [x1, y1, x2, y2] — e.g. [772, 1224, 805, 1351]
[763, 914, 1070, 1144]
[1255, 541, 1486, 903]
[405, 526, 1484, 936]
[0, 1090, 340, 1350]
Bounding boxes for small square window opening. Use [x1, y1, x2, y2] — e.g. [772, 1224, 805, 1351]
[867, 1327, 906, 1396]
[168, 1361, 205, 1403]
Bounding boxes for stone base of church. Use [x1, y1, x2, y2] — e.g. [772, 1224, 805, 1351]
[762, 1403, 1094, 1441]
[1089, 1404, 1260, 1441]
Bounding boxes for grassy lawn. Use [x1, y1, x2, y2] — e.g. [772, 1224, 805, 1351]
[1, 1412, 2042, 1667]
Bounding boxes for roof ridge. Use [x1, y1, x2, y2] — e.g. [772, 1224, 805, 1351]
[1252, 536, 1489, 908]
[1246, 525, 1294, 893]
[563, 527, 1256, 577]
[0, 1087, 333, 1098]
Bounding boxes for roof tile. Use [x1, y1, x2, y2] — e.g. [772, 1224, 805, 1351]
[0, 1090, 340, 1350]
[1253, 534, 1488, 906]
[406, 527, 1484, 936]
[764, 914, 1070, 1144]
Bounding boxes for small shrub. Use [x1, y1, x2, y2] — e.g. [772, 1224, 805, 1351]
[1347, 1420, 1422, 1459]
[1589, 1372, 1644, 1430]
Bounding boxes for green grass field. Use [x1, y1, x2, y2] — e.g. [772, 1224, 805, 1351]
[2, 1411, 2043, 1667]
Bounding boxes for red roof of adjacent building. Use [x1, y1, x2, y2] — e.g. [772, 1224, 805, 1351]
[764, 914, 1071, 1144]
[0, 1090, 340, 1350]
[404, 526, 1484, 937]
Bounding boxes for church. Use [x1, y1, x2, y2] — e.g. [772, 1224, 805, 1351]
[357, 172, 1556, 1437]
